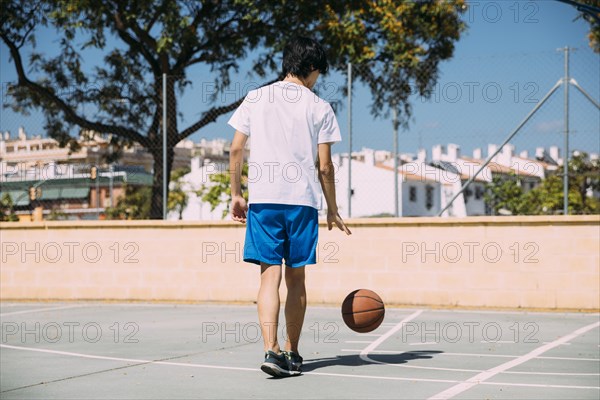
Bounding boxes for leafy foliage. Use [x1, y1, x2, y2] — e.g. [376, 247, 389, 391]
[46, 207, 68, 220]
[198, 163, 248, 219]
[167, 166, 191, 220]
[572, 0, 600, 53]
[484, 173, 526, 215]
[2, 0, 466, 218]
[0, 193, 19, 222]
[105, 184, 152, 219]
[485, 152, 600, 215]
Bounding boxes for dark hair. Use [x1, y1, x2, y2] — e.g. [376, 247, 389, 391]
[282, 36, 329, 78]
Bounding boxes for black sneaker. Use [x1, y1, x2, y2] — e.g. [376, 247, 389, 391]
[282, 350, 303, 374]
[260, 350, 296, 377]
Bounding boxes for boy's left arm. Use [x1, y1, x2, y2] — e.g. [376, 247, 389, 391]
[229, 131, 248, 223]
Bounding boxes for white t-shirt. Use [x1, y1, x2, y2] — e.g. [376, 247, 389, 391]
[228, 81, 342, 209]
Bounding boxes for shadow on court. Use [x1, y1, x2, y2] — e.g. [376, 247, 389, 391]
[1, 303, 598, 399]
[303, 350, 443, 372]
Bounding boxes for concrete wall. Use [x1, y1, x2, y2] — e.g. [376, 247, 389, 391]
[1, 216, 598, 310]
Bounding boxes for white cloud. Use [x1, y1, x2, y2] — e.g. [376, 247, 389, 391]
[534, 119, 563, 133]
[423, 121, 440, 129]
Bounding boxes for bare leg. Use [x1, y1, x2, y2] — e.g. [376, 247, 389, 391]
[258, 263, 282, 353]
[284, 266, 306, 353]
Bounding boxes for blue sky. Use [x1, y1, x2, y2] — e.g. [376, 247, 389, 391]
[1, 0, 598, 159]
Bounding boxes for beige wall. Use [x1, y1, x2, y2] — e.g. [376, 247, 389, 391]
[1, 216, 598, 310]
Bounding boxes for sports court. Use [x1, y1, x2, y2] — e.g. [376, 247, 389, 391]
[2, 1, 599, 399]
[1, 301, 598, 399]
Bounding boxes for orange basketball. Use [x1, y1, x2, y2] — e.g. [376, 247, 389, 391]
[341, 289, 385, 333]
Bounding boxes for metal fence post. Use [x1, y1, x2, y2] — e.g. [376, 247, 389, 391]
[563, 46, 570, 215]
[162, 73, 167, 220]
[393, 107, 399, 217]
[347, 62, 352, 218]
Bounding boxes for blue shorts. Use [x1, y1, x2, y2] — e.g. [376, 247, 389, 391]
[244, 203, 318, 268]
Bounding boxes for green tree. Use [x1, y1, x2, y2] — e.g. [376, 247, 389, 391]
[1, 0, 466, 218]
[568, 0, 600, 53]
[0, 193, 19, 222]
[484, 173, 527, 215]
[485, 152, 600, 215]
[167, 166, 190, 220]
[46, 207, 68, 220]
[198, 163, 248, 219]
[105, 184, 151, 219]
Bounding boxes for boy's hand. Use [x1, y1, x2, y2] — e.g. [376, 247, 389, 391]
[231, 195, 248, 223]
[327, 210, 352, 235]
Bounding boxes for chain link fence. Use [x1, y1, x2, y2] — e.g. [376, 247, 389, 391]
[1, 48, 598, 221]
[339, 49, 599, 218]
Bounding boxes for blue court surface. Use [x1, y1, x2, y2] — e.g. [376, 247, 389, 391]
[1, 302, 598, 399]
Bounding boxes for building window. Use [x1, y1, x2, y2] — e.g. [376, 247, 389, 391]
[425, 185, 434, 210]
[409, 186, 417, 202]
[529, 182, 536, 190]
[475, 186, 484, 200]
[485, 201, 492, 215]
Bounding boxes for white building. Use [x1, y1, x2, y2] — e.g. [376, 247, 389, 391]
[168, 138, 249, 221]
[168, 156, 229, 221]
[0, 126, 194, 180]
[171, 140, 581, 220]
[331, 145, 491, 218]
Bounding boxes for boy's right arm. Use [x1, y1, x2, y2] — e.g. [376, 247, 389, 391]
[318, 142, 352, 235]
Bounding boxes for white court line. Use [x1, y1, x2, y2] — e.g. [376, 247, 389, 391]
[381, 363, 598, 376]
[412, 308, 600, 317]
[543, 341, 571, 345]
[503, 370, 599, 376]
[2, 344, 598, 390]
[343, 349, 516, 358]
[0, 343, 458, 385]
[480, 341, 516, 344]
[382, 364, 480, 373]
[0, 305, 85, 317]
[342, 349, 600, 362]
[428, 320, 600, 400]
[481, 381, 599, 390]
[0, 344, 257, 372]
[538, 355, 600, 361]
[344, 350, 599, 376]
[360, 310, 424, 364]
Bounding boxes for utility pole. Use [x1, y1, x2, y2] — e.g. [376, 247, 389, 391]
[562, 46, 570, 215]
[347, 62, 353, 218]
[163, 73, 168, 220]
[96, 152, 100, 219]
[393, 107, 399, 217]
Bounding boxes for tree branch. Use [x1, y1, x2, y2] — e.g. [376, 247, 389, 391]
[145, 0, 167, 32]
[112, 10, 161, 76]
[1, 32, 149, 148]
[172, 9, 213, 74]
[183, 53, 208, 68]
[15, 23, 36, 49]
[126, 16, 160, 61]
[111, 1, 167, 72]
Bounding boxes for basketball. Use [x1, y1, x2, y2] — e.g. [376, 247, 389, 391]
[341, 289, 385, 333]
